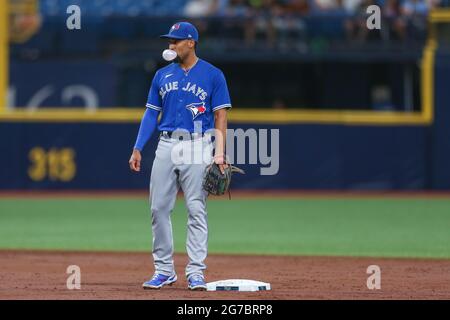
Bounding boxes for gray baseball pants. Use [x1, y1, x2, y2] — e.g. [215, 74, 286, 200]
[149, 134, 212, 279]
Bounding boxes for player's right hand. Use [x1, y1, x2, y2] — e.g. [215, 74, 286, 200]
[129, 149, 142, 172]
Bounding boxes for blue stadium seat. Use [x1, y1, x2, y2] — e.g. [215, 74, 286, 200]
[102, 16, 139, 39]
[305, 15, 347, 39]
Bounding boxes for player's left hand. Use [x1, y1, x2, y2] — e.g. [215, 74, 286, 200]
[213, 154, 229, 175]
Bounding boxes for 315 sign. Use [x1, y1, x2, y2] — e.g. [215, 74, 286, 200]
[28, 147, 76, 182]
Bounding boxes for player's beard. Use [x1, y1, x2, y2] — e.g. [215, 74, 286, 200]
[175, 55, 183, 64]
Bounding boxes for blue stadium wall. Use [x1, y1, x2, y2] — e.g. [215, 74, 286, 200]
[2, 52, 450, 191]
[0, 122, 429, 190]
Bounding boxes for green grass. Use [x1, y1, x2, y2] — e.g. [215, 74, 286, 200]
[0, 197, 449, 258]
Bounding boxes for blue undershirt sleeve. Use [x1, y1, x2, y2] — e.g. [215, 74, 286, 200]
[133, 108, 160, 151]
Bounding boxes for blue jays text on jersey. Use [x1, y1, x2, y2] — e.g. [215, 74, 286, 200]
[145, 58, 232, 133]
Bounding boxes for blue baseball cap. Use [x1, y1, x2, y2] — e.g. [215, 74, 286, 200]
[160, 22, 199, 42]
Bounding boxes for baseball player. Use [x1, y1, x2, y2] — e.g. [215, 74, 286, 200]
[129, 22, 231, 291]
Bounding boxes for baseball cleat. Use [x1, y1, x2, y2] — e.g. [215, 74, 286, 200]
[143, 273, 177, 289]
[188, 274, 207, 291]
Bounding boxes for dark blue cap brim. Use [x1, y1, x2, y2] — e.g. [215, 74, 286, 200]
[160, 34, 198, 41]
[160, 34, 188, 40]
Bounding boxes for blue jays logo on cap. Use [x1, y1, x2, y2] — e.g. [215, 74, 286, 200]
[160, 22, 199, 42]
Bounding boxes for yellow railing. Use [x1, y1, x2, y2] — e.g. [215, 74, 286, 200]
[0, 0, 8, 113]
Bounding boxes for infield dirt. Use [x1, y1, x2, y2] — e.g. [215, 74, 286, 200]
[1, 250, 449, 299]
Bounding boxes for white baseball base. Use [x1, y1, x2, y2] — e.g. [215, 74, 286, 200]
[206, 279, 271, 292]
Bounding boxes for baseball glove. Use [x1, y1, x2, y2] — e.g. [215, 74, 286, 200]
[203, 161, 245, 197]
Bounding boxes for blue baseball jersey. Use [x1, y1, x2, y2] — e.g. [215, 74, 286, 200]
[146, 58, 232, 133]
